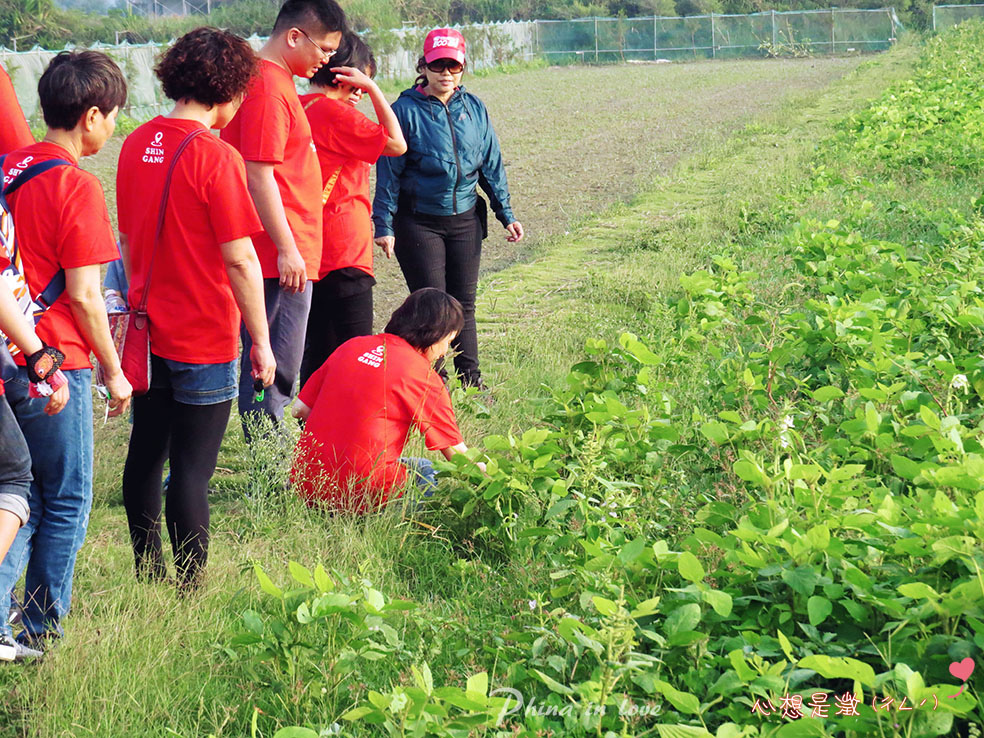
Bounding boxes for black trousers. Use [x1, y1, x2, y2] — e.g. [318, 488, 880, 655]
[121, 382, 231, 588]
[299, 272, 374, 389]
[394, 208, 483, 385]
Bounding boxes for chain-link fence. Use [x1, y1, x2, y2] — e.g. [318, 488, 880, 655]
[535, 8, 902, 63]
[932, 4, 984, 29]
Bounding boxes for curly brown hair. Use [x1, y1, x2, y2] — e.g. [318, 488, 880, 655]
[156, 27, 258, 106]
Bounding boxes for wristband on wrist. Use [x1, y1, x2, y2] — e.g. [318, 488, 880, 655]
[25, 344, 66, 384]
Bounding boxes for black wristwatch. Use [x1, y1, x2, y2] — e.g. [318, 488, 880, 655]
[25, 344, 66, 384]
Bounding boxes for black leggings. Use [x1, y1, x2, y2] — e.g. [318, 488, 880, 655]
[121, 391, 231, 587]
[299, 279, 374, 389]
[394, 208, 483, 385]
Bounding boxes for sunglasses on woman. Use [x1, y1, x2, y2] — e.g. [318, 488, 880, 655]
[427, 60, 464, 74]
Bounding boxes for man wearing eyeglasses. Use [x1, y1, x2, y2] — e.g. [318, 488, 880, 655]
[221, 0, 348, 441]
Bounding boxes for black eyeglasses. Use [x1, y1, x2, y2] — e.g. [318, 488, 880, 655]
[426, 60, 464, 74]
[295, 28, 337, 60]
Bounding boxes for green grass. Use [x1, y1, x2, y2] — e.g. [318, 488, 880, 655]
[0, 44, 924, 738]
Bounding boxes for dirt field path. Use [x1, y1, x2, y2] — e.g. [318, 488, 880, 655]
[84, 55, 868, 323]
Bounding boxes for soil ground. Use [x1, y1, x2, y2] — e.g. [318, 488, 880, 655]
[82, 55, 868, 325]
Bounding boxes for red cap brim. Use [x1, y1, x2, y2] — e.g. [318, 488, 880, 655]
[424, 47, 466, 64]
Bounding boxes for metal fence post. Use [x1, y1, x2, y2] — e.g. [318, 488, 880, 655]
[932, 4, 936, 31]
[771, 9, 777, 48]
[710, 13, 716, 57]
[830, 8, 835, 53]
[594, 17, 599, 62]
[654, 15, 658, 60]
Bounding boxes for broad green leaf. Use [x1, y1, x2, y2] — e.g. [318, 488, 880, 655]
[364, 588, 385, 612]
[653, 680, 701, 715]
[287, 561, 313, 587]
[276, 727, 330, 738]
[654, 726, 711, 738]
[466, 672, 488, 698]
[898, 582, 941, 600]
[891, 454, 922, 481]
[313, 564, 333, 592]
[777, 629, 794, 661]
[531, 668, 573, 695]
[782, 565, 818, 597]
[592, 596, 618, 616]
[341, 706, 376, 721]
[798, 655, 875, 687]
[619, 537, 647, 564]
[701, 588, 732, 617]
[807, 596, 833, 626]
[631, 597, 660, 618]
[678, 551, 705, 583]
[665, 603, 701, 636]
[700, 421, 730, 445]
[812, 386, 844, 402]
[253, 564, 283, 599]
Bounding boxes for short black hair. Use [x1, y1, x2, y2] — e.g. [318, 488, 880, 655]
[273, 0, 348, 36]
[156, 28, 258, 106]
[38, 51, 127, 131]
[310, 32, 376, 88]
[385, 288, 464, 351]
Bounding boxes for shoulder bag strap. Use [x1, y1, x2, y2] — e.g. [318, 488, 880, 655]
[137, 128, 205, 313]
[321, 165, 343, 205]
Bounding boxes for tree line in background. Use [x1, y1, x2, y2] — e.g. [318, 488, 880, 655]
[3, 0, 930, 54]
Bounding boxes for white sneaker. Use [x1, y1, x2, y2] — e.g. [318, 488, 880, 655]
[0, 634, 42, 661]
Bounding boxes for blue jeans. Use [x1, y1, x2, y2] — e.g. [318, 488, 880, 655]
[151, 354, 237, 405]
[401, 457, 438, 497]
[239, 278, 312, 441]
[0, 367, 93, 639]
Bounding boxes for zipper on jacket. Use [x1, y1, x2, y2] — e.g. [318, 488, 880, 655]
[443, 102, 463, 215]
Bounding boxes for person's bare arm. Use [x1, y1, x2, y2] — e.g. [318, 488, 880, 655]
[119, 232, 132, 282]
[331, 68, 407, 156]
[441, 442, 487, 473]
[0, 510, 20, 567]
[65, 264, 131, 416]
[220, 236, 276, 387]
[244, 161, 306, 294]
[292, 398, 311, 421]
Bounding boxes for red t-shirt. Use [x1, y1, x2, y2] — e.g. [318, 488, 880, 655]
[292, 333, 463, 511]
[221, 60, 322, 281]
[117, 118, 263, 364]
[300, 94, 388, 279]
[0, 65, 33, 156]
[1, 143, 118, 369]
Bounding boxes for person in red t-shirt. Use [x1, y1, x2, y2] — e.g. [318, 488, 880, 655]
[0, 63, 33, 156]
[0, 51, 131, 657]
[298, 33, 407, 387]
[220, 0, 347, 440]
[291, 288, 485, 513]
[116, 29, 277, 589]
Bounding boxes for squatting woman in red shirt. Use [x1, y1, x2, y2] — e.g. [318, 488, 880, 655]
[291, 288, 483, 512]
[116, 28, 276, 588]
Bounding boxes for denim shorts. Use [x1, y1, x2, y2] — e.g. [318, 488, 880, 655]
[150, 354, 238, 406]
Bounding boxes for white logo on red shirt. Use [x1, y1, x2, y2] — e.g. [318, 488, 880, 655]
[2, 156, 34, 188]
[142, 131, 165, 164]
[357, 345, 385, 368]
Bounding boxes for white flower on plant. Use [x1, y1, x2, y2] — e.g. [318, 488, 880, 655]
[528, 600, 537, 610]
[951, 374, 970, 392]
[780, 415, 795, 430]
[390, 691, 409, 713]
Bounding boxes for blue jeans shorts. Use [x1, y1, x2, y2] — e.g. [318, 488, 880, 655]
[150, 354, 238, 406]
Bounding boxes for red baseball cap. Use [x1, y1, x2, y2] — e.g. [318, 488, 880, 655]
[423, 28, 466, 64]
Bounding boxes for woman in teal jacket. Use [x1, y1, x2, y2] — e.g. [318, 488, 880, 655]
[372, 28, 523, 389]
